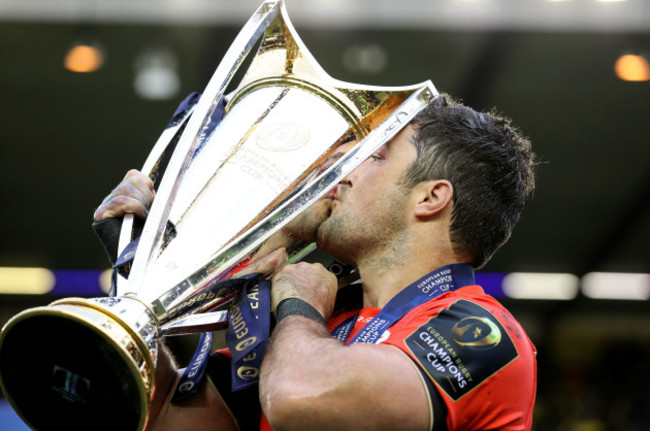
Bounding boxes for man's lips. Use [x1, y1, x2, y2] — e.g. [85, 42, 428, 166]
[326, 184, 340, 201]
[326, 181, 352, 203]
[327, 183, 347, 201]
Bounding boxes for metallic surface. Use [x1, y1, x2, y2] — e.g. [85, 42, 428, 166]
[0, 1, 436, 429]
[127, 0, 436, 318]
[0, 296, 158, 430]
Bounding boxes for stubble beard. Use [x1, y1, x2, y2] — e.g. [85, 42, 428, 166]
[316, 187, 410, 267]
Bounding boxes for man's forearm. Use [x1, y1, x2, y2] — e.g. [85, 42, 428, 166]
[259, 315, 432, 431]
[145, 344, 239, 431]
[146, 343, 181, 429]
[259, 316, 347, 430]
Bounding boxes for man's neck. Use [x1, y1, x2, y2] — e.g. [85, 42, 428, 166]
[356, 242, 461, 309]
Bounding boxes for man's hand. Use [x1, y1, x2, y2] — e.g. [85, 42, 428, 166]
[238, 247, 288, 280]
[94, 169, 155, 221]
[270, 262, 338, 322]
[280, 198, 331, 243]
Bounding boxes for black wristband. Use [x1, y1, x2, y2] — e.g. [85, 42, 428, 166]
[275, 298, 326, 325]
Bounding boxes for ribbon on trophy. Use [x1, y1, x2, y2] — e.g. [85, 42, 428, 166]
[171, 331, 214, 402]
[225, 276, 271, 391]
[171, 273, 271, 401]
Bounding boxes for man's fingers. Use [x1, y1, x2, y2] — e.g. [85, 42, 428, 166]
[122, 169, 156, 201]
[238, 247, 288, 278]
[94, 170, 156, 221]
[94, 195, 151, 221]
[269, 262, 338, 320]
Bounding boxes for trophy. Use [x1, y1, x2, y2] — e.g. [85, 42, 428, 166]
[0, 1, 436, 429]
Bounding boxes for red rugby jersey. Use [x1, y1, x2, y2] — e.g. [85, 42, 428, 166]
[326, 285, 537, 431]
[260, 285, 536, 431]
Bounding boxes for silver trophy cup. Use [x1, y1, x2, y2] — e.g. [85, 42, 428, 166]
[0, 1, 436, 429]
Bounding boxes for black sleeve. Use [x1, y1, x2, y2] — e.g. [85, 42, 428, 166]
[206, 352, 262, 431]
[92, 218, 123, 265]
[414, 363, 448, 431]
[92, 217, 145, 266]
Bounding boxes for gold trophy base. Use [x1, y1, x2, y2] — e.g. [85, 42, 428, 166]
[0, 297, 156, 431]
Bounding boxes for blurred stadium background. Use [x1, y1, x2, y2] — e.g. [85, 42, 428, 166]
[0, 0, 649, 429]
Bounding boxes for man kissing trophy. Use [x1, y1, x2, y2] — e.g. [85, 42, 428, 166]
[0, 1, 436, 429]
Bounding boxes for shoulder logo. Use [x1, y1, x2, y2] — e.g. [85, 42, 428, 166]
[452, 316, 502, 349]
[404, 299, 518, 401]
[256, 122, 310, 151]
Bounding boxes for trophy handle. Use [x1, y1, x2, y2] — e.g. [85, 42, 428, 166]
[125, 1, 282, 290]
[116, 98, 198, 297]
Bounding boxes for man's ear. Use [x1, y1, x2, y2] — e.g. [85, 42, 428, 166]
[413, 179, 454, 218]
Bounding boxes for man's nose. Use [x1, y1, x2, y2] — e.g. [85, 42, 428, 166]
[343, 159, 369, 184]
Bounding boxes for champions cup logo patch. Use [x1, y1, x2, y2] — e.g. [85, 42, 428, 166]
[256, 122, 310, 152]
[404, 300, 518, 401]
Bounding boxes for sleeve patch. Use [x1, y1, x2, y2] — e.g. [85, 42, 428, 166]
[404, 299, 518, 401]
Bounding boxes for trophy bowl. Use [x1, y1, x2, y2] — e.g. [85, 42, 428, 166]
[0, 297, 156, 430]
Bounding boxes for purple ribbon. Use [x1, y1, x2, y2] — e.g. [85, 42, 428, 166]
[172, 331, 213, 402]
[226, 277, 271, 391]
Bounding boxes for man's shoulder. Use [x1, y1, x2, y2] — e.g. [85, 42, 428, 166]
[403, 286, 521, 331]
[383, 286, 536, 393]
[383, 287, 536, 429]
[396, 285, 535, 353]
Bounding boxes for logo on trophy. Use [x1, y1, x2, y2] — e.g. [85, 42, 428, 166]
[0, 1, 436, 429]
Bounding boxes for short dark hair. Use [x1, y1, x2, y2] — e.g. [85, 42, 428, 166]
[403, 94, 536, 268]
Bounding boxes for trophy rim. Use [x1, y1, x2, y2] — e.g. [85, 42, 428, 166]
[51, 295, 159, 366]
[0, 301, 153, 431]
[225, 77, 370, 138]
